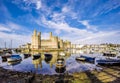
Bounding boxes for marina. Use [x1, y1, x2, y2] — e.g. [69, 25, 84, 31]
[0, 50, 120, 82]
[0, 51, 102, 75]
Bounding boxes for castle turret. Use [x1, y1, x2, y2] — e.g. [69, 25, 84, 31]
[50, 32, 52, 39]
[60, 39, 64, 48]
[33, 29, 37, 36]
[38, 32, 41, 48]
[31, 30, 41, 49]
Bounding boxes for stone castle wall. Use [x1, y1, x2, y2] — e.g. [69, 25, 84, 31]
[28, 30, 71, 49]
[31, 30, 59, 49]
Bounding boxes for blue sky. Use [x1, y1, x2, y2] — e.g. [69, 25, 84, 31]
[0, 0, 120, 48]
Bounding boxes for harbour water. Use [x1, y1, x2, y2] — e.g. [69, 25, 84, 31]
[0, 51, 101, 75]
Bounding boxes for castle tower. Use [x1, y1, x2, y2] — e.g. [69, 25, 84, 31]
[38, 32, 41, 48]
[31, 30, 41, 49]
[50, 32, 52, 39]
[33, 29, 37, 36]
[60, 39, 64, 48]
[54, 36, 58, 48]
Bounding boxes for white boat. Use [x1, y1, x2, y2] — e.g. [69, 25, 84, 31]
[56, 58, 65, 68]
[7, 54, 22, 62]
[102, 52, 120, 60]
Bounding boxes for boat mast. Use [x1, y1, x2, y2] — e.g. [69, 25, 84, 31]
[5, 42, 6, 49]
[11, 39, 12, 49]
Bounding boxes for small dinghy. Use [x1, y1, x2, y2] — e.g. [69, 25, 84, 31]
[56, 58, 65, 68]
[7, 54, 22, 62]
[76, 55, 95, 63]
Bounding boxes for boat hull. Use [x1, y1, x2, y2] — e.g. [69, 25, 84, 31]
[96, 59, 120, 66]
[76, 57, 86, 61]
[76, 55, 95, 63]
[7, 55, 22, 62]
[7, 58, 22, 62]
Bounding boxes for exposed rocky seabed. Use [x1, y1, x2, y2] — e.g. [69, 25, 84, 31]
[0, 66, 120, 83]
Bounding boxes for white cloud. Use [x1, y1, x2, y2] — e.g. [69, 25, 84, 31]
[39, 16, 120, 44]
[0, 25, 11, 32]
[7, 22, 21, 30]
[93, 0, 120, 16]
[12, 0, 42, 10]
[0, 31, 31, 48]
[62, 6, 70, 13]
[0, 22, 32, 48]
[41, 32, 49, 39]
[10, 0, 120, 45]
[36, 0, 42, 10]
[79, 20, 97, 31]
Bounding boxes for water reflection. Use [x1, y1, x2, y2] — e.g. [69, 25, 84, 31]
[0, 51, 101, 75]
[55, 67, 66, 73]
[32, 54, 41, 60]
[32, 58, 42, 69]
[44, 53, 52, 64]
[23, 54, 31, 59]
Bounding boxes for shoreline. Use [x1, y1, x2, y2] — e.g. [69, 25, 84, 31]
[1, 66, 120, 83]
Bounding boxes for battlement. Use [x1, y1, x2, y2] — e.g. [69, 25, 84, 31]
[31, 30, 71, 49]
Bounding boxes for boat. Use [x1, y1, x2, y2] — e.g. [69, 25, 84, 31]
[103, 53, 116, 57]
[1, 53, 11, 61]
[94, 52, 120, 66]
[76, 55, 95, 63]
[56, 58, 66, 68]
[24, 53, 31, 58]
[32, 54, 41, 60]
[7, 54, 22, 62]
[3, 49, 12, 54]
[95, 58, 120, 66]
[76, 56, 86, 61]
[8, 60, 21, 65]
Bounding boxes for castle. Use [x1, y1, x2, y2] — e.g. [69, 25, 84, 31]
[20, 30, 71, 50]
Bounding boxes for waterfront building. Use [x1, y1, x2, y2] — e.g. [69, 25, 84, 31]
[71, 44, 120, 54]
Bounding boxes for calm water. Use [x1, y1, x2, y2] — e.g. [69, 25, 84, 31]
[0, 51, 101, 75]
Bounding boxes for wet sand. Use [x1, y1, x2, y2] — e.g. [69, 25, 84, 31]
[0, 66, 120, 83]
